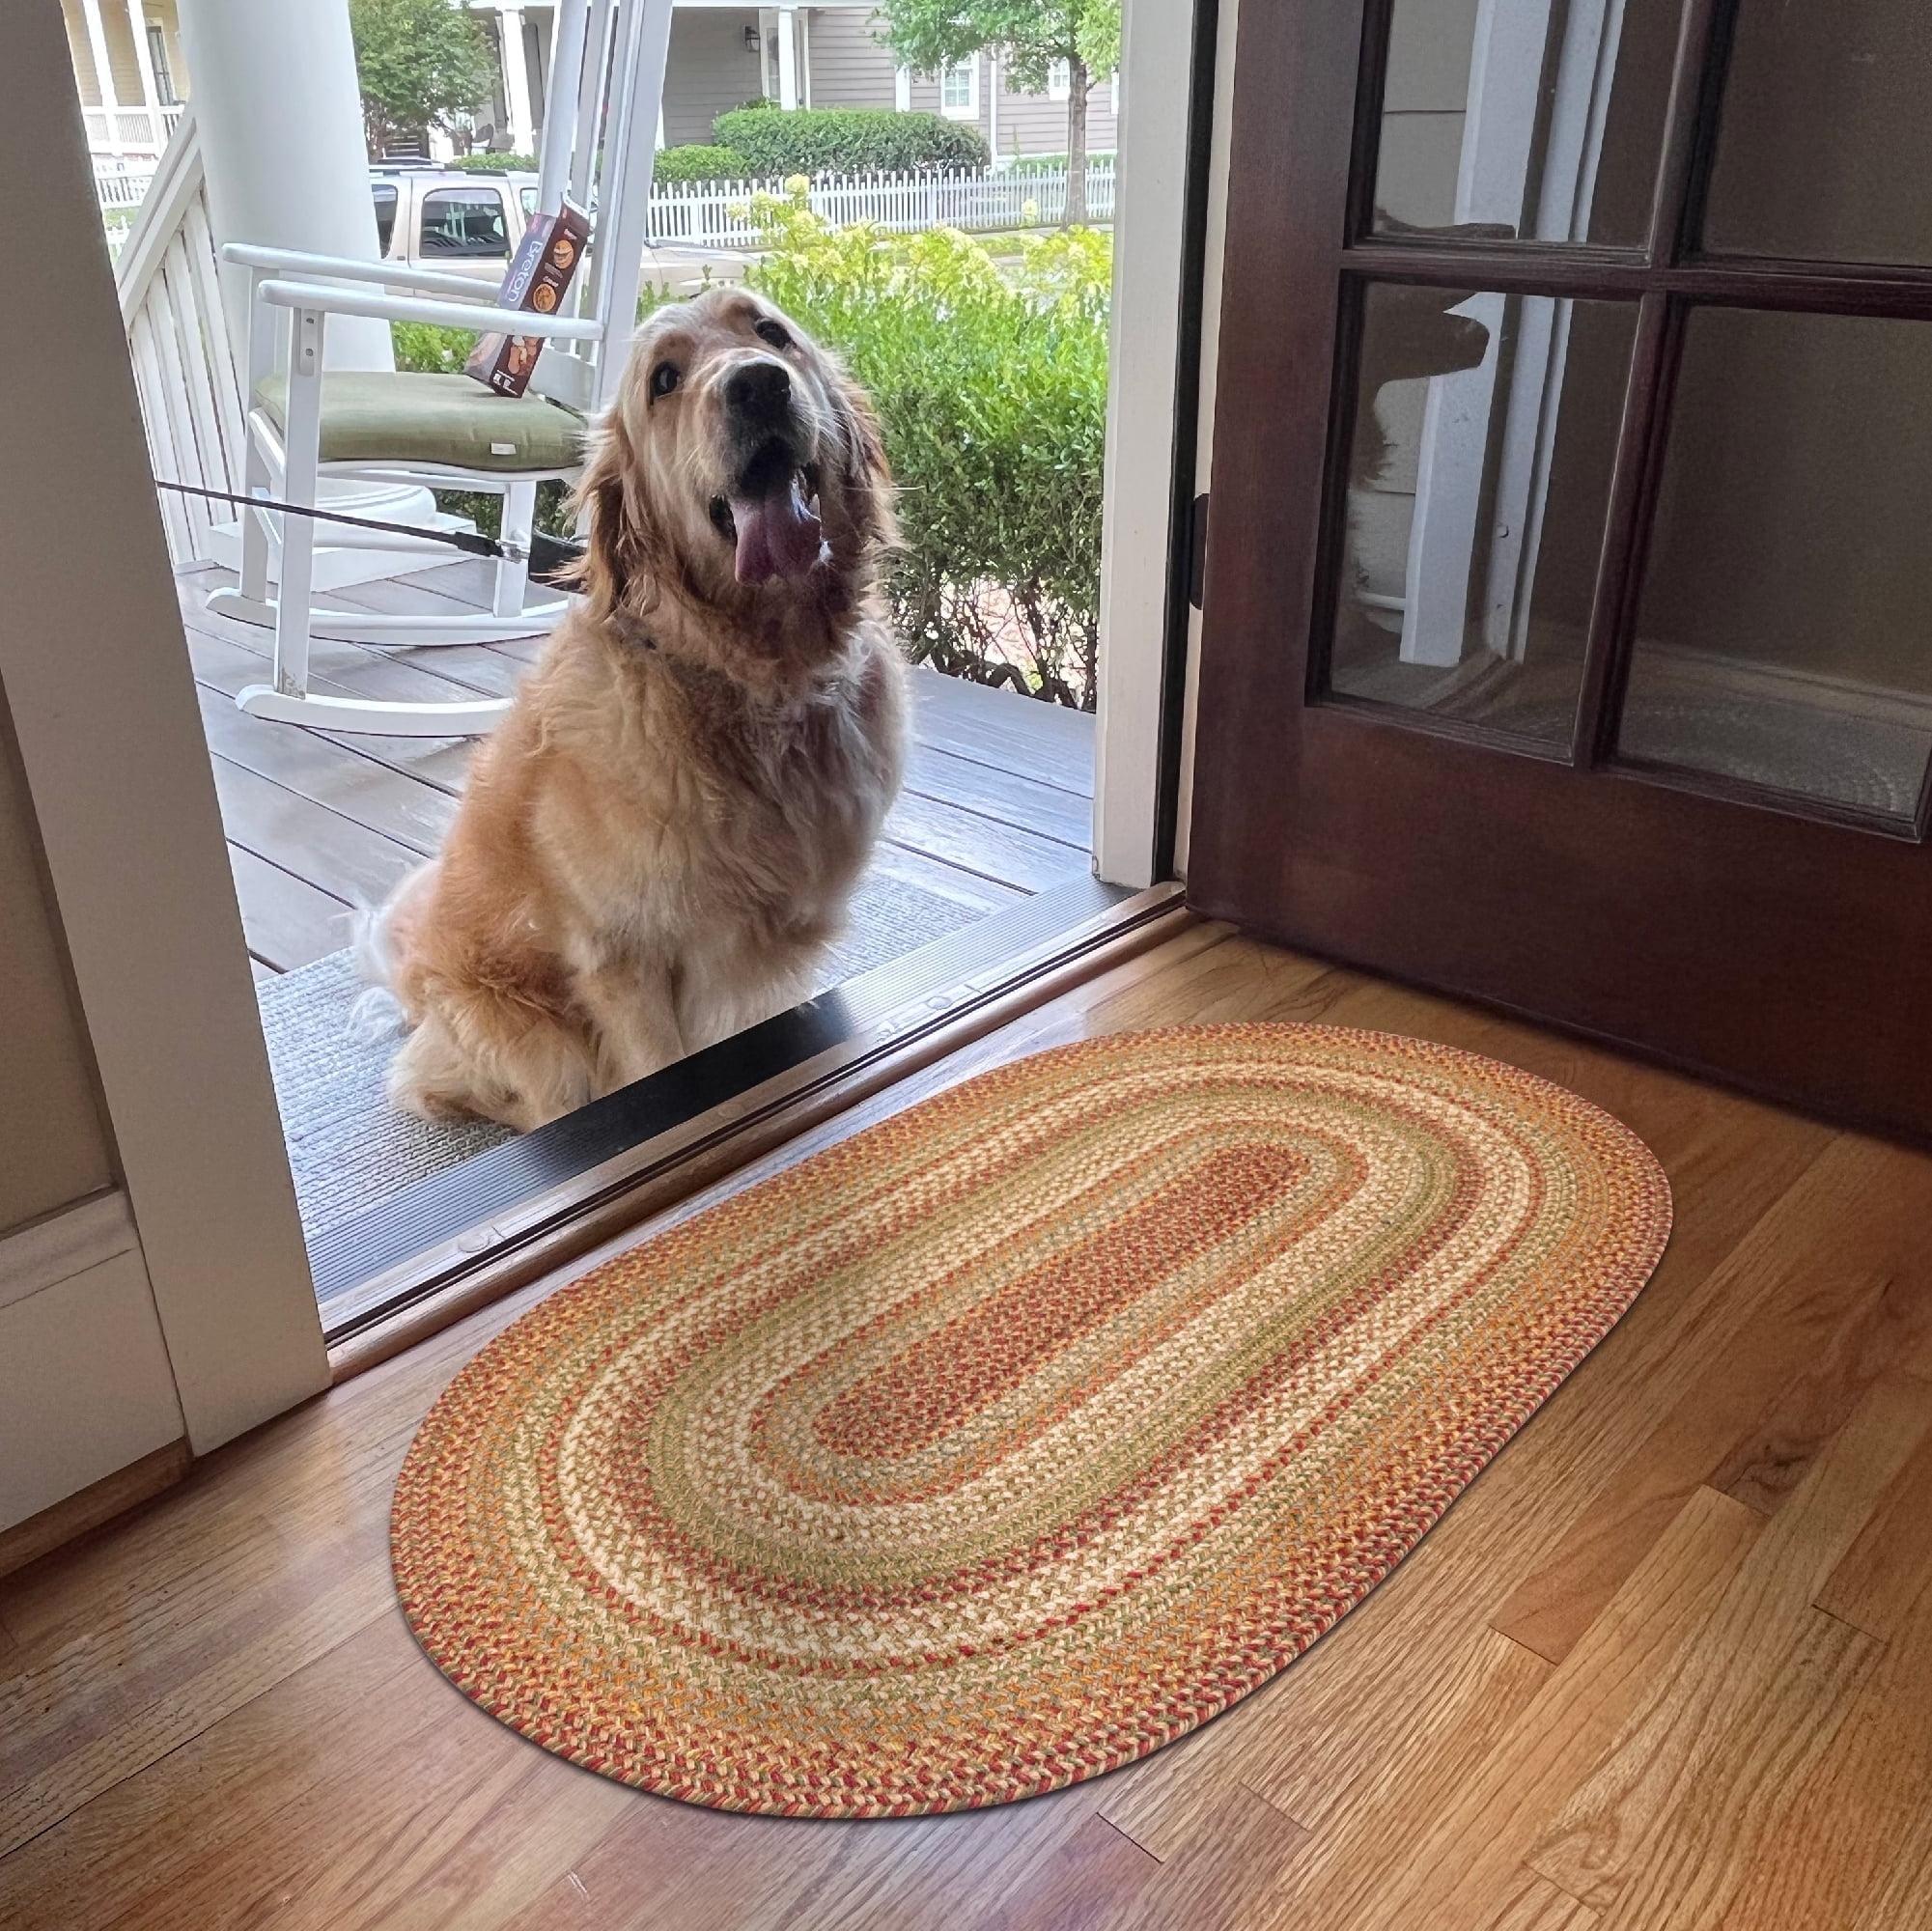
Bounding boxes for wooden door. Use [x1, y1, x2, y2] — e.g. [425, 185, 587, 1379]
[1189, 0, 1932, 1139]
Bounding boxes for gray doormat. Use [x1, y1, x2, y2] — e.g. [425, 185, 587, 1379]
[256, 868, 985, 1248]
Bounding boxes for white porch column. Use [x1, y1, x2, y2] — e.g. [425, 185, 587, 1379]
[499, 5, 537, 153]
[76, 0, 123, 154]
[775, 5, 798, 111]
[177, 0, 392, 370]
[125, 0, 164, 154]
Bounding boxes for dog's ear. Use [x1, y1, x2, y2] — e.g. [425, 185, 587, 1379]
[826, 359, 896, 555]
[561, 409, 642, 622]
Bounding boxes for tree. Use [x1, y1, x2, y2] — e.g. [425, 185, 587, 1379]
[876, 0, 1121, 222]
[349, 0, 500, 159]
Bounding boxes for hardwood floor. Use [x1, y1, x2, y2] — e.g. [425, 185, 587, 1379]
[6, 926, 1932, 1930]
[179, 561, 1096, 974]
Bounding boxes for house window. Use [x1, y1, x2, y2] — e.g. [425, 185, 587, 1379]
[1047, 58, 1071, 101]
[939, 56, 978, 120]
[146, 23, 179, 107]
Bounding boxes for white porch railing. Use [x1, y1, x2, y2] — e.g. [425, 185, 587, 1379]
[649, 160, 1118, 249]
[84, 100, 185, 156]
[111, 107, 246, 570]
[96, 162, 155, 210]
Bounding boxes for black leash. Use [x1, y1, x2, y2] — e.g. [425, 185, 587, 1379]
[154, 478, 585, 575]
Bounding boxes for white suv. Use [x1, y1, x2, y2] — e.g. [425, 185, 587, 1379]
[368, 166, 745, 294]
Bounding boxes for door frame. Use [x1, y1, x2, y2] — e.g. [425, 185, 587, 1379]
[1188, 0, 1932, 1140]
[3, 3, 326, 1455]
[1093, 0, 1219, 886]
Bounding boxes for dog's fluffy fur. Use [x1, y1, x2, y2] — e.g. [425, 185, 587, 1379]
[362, 287, 906, 1131]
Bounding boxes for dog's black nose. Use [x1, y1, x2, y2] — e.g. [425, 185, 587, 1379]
[726, 359, 791, 419]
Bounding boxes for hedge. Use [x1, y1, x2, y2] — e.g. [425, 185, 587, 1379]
[713, 106, 988, 178]
[1003, 151, 1116, 175]
[747, 196, 1107, 710]
[652, 144, 752, 183]
[450, 151, 536, 173]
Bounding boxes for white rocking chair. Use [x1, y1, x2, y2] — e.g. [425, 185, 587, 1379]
[208, 0, 674, 737]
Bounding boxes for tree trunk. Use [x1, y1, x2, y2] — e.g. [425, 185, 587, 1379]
[1065, 54, 1089, 225]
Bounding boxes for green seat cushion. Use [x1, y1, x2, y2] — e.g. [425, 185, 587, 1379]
[254, 371, 586, 475]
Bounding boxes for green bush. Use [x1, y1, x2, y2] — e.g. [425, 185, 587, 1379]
[714, 106, 988, 179]
[652, 143, 752, 183]
[1002, 151, 1115, 175]
[747, 196, 1108, 709]
[449, 150, 536, 173]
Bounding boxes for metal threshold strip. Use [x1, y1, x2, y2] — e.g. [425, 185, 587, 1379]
[321, 876, 1188, 1354]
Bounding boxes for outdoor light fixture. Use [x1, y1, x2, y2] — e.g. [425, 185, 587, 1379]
[744, 25, 761, 50]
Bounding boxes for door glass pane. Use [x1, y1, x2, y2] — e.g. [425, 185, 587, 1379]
[1371, 0, 1680, 247]
[1621, 308, 1932, 821]
[1324, 284, 1638, 744]
[1704, 0, 1932, 266]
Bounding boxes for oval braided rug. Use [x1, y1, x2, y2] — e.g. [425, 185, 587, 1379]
[392, 1023, 1670, 1817]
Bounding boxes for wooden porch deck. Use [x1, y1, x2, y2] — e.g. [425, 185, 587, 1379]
[176, 560, 1096, 981]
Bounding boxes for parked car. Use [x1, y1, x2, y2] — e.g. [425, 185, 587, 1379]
[368, 166, 746, 295]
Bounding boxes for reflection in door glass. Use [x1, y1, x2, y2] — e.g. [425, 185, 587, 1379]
[1704, 0, 1932, 266]
[1621, 308, 1932, 820]
[1371, 0, 1679, 248]
[1324, 285, 1637, 744]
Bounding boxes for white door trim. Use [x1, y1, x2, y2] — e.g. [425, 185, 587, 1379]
[1093, 0, 1206, 886]
[1171, 0, 1240, 879]
[1, 4, 327, 1455]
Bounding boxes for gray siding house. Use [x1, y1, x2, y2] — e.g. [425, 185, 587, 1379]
[465, 0, 1116, 162]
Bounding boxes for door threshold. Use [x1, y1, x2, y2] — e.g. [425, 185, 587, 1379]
[325, 879, 1190, 1374]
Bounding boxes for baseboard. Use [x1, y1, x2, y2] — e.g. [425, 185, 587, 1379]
[0, 1439, 191, 1581]
[0, 1189, 139, 1314]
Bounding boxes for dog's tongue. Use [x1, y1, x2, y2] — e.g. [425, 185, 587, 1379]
[731, 474, 824, 585]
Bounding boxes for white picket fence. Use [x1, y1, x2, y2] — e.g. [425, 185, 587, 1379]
[96, 163, 155, 211]
[650, 159, 1117, 248]
[97, 156, 1117, 253]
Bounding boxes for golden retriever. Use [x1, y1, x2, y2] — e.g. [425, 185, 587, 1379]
[360, 286, 907, 1131]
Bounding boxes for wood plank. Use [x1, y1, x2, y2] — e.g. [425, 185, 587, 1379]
[1851, 1806, 1932, 1931]
[1491, 1139, 1932, 1664]
[179, 575, 512, 708]
[904, 739, 1092, 850]
[0, 1441, 190, 1585]
[225, 847, 350, 971]
[1483, 1871, 1601, 1930]
[209, 758, 424, 908]
[1318, 1486, 1767, 1929]
[1715, 1560, 1932, 1931]
[1524, 1607, 1877, 1924]
[884, 789, 1090, 894]
[181, 583, 499, 796]
[861, 839, 1027, 919]
[1219, 1628, 1552, 1927]
[186, 633, 473, 826]
[1814, 1391, 1932, 1638]
[909, 668, 1095, 795]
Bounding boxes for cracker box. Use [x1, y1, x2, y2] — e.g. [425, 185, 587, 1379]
[464, 199, 591, 398]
